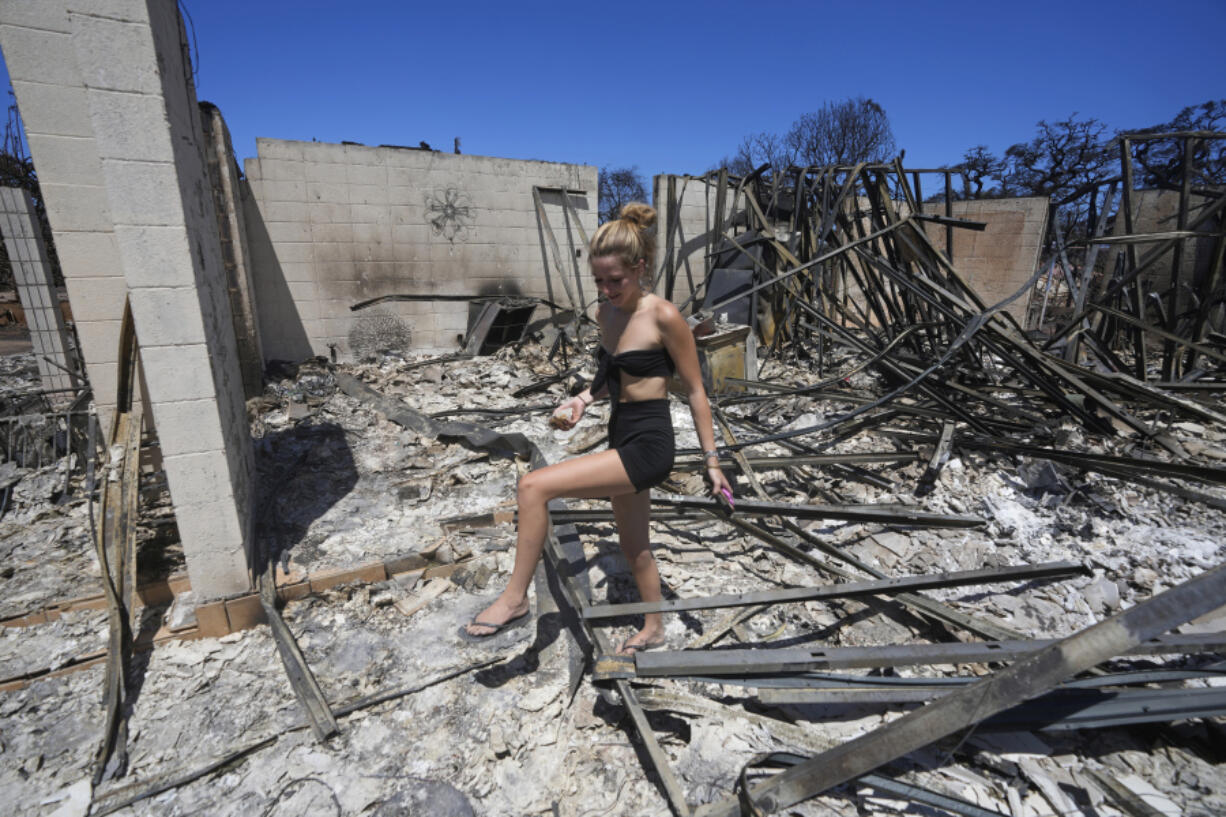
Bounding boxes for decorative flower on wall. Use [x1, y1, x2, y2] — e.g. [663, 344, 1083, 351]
[425, 188, 475, 243]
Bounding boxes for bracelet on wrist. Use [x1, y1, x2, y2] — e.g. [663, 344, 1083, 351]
[703, 449, 720, 463]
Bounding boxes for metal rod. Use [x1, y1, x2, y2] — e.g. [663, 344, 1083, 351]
[650, 493, 985, 528]
[700, 562, 1226, 815]
[637, 633, 1226, 677]
[584, 561, 1084, 620]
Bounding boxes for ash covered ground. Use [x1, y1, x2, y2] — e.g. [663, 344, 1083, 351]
[1, 340, 1225, 816]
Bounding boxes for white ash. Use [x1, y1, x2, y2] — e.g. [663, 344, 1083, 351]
[2, 342, 1226, 814]
[0, 607, 107, 679]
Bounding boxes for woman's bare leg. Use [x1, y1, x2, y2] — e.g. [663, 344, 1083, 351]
[466, 449, 637, 636]
[612, 489, 665, 653]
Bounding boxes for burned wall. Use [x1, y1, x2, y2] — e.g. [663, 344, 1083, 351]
[654, 172, 1047, 325]
[653, 174, 737, 311]
[0, 185, 79, 396]
[1101, 187, 1223, 323]
[243, 139, 597, 359]
[922, 197, 1049, 322]
[200, 103, 264, 399]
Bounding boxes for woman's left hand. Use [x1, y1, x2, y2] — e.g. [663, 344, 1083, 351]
[707, 466, 733, 508]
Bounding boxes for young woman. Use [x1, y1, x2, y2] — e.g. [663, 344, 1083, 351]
[464, 203, 732, 654]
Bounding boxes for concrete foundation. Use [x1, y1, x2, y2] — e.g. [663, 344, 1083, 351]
[0, 185, 80, 396]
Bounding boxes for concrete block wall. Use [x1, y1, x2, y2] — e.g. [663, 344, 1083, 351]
[243, 138, 596, 359]
[922, 197, 1049, 322]
[0, 0, 129, 425]
[200, 103, 264, 398]
[653, 174, 738, 310]
[0, 185, 80, 395]
[1101, 188, 1220, 321]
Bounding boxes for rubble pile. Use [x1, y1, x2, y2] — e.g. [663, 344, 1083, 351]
[3, 134, 1226, 814]
[0, 350, 41, 400]
[0, 356, 97, 616]
[0, 351, 179, 619]
[0, 337, 1224, 814]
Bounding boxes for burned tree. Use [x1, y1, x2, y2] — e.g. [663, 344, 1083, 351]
[1131, 99, 1226, 188]
[784, 97, 897, 168]
[959, 144, 1006, 199]
[718, 97, 898, 178]
[598, 165, 648, 224]
[718, 131, 793, 177]
[1002, 114, 1114, 201]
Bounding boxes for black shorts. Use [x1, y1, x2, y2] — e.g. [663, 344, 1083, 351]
[609, 399, 675, 493]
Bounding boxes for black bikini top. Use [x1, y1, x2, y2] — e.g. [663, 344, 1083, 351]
[590, 346, 676, 405]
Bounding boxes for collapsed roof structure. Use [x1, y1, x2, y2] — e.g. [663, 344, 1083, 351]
[0, 2, 1224, 816]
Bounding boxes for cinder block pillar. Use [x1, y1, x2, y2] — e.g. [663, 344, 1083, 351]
[200, 103, 264, 399]
[0, 185, 81, 398]
[57, 0, 255, 599]
[0, 0, 130, 428]
[0, 1, 254, 598]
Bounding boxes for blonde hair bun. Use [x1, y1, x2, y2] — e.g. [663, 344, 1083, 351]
[619, 202, 657, 231]
[592, 201, 658, 279]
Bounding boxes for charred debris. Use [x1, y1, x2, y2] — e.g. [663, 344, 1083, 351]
[3, 132, 1226, 815]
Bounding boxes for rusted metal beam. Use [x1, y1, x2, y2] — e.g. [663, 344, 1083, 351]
[755, 686, 1226, 732]
[689, 219, 913, 329]
[911, 213, 987, 232]
[92, 301, 141, 784]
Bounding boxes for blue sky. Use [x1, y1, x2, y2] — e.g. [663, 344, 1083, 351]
[3, 0, 1224, 182]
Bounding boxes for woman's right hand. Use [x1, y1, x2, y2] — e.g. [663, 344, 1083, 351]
[549, 395, 587, 430]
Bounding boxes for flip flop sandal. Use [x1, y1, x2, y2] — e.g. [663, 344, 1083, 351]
[616, 635, 665, 656]
[458, 610, 531, 643]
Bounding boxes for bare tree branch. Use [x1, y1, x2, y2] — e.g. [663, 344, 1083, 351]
[598, 166, 648, 224]
[785, 97, 897, 168]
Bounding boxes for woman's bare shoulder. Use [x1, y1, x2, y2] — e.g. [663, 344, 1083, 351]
[647, 294, 686, 329]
